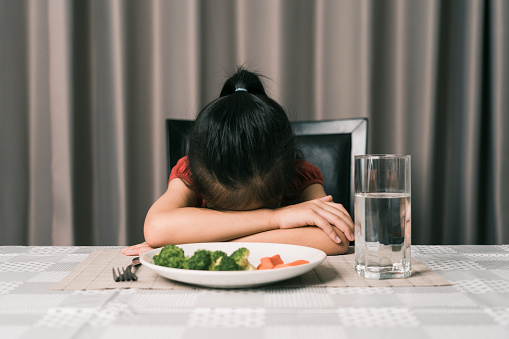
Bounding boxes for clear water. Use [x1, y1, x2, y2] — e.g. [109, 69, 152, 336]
[355, 192, 411, 279]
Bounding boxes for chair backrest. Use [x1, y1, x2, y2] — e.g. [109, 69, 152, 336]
[166, 118, 368, 216]
[292, 118, 368, 216]
[166, 119, 193, 176]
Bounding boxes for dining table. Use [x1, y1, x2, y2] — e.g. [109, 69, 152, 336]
[1, 244, 509, 339]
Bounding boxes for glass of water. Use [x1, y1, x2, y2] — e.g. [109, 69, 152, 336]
[354, 154, 411, 279]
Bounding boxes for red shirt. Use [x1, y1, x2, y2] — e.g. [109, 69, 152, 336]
[169, 156, 324, 208]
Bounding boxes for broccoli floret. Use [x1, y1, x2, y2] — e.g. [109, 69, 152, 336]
[158, 244, 185, 259]
[153, 244, 187, 269]
[211, 250, 228, 262]
[187, 249, 213, 270]
[230, 247, 256, 270]
[154, 255, 187, 269]
[209, 250, 228, 270]
[211, 255, 241, 271]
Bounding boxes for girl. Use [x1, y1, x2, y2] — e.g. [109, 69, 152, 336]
[122, 68, 354, 256]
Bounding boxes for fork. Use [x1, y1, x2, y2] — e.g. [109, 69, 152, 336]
[113, 257, 141, 282]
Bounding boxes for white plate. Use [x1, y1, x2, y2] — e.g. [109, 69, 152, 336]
[140, 242, 326, 288]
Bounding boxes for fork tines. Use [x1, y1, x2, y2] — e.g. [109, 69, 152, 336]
[112, 266, 138, 282]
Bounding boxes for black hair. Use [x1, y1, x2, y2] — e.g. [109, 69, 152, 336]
[187, 68, 297, 210]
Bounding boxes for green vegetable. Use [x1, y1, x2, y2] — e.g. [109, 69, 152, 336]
[211, 250, 228, 262]
[230, 247, 256, 271]
[152, 245, 255, 271]
[153, 244, 187, 269]
[211, 255, 241, 271]
[187, 249, 213, 270]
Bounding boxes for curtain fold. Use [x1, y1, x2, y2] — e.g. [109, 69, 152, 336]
[89, 0, 128, 245]
[48, 0, 74, 245]
[485, 0, 509, 244]
[434, 0, 485, 244]
[26, 0, 49, 244]
[0, 0, 507, 246]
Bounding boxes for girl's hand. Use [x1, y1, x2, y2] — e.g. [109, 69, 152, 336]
[274, 196, 355, 243]
[121, 242, 155, 256]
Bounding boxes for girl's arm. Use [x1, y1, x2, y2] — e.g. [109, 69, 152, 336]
[122, 179, 278, 256]
[231, 183, 351, 255]
[125, 179, 353, 256]
[231, 226, 349, 255]
[142, 178, 278, 246]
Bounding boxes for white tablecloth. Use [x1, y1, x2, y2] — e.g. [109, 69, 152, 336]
[1, 245, 509, 339]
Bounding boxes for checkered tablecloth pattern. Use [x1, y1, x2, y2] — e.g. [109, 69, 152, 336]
[1, 245, 509, 339]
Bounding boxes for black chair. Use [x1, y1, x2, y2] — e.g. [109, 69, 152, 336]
[166, 119, 194, 177]
[292, 119, 368, 217]
[166, 118, 368, 216]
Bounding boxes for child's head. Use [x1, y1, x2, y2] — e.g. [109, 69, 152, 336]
[188, 68, 296, 211]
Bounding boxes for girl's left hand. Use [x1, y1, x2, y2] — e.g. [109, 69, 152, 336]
[121, 242, 155, 256]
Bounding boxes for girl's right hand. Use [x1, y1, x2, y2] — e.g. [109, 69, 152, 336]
[121, 242, 155, 256]
[274, 196, 355, 244]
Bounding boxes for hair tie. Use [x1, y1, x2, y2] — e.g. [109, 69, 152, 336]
[235, 88, 248, 92]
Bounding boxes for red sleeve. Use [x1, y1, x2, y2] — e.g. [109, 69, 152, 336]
[168, 156, 205, 207]
[169, 156, 193, 185]
[282, 160, 324, 205]
[291, 160, 324, 191]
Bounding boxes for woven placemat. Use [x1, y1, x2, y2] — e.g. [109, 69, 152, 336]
[51, 248, 452, 290]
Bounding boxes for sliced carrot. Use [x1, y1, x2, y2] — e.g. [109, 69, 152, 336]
[269, 254, 284, 266]
[257, 257, 274, 270]
[287, 260, 309, 266]
[257, 254, 309, 270]
[273, 263, 292, 269]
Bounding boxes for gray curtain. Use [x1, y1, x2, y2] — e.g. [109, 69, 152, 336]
[1, 0, 508, 246]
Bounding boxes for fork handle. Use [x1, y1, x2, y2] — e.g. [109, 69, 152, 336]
[129, 257, 141, 267]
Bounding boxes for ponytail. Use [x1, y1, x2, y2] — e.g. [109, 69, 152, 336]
[219, 68, 267, 97]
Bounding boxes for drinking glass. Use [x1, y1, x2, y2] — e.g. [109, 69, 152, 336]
[354, 154, 411, 279]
